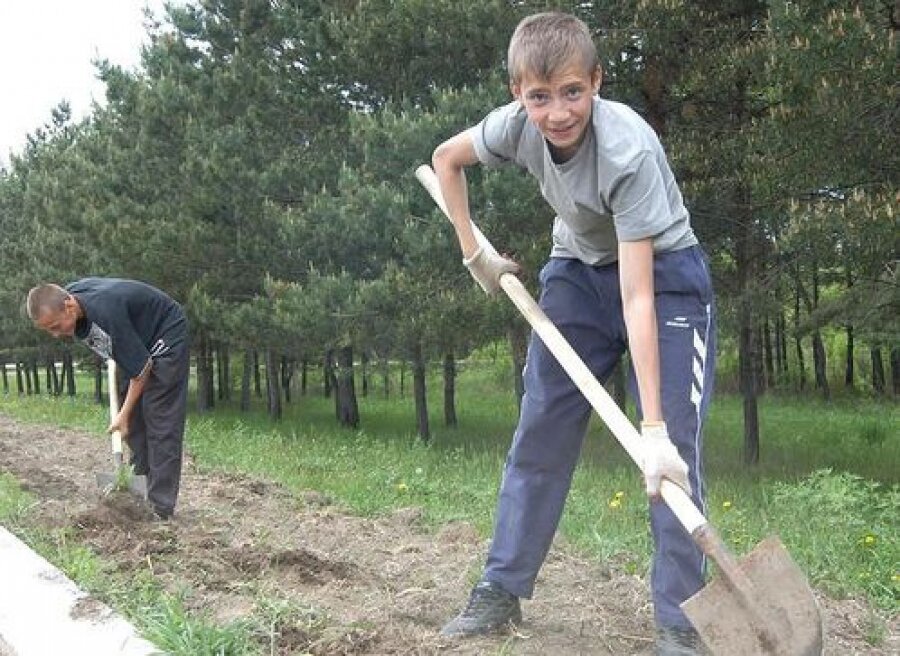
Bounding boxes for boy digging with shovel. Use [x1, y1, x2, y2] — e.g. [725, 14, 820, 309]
[430, 12, 716, 655]
[27, 278, 189, 521]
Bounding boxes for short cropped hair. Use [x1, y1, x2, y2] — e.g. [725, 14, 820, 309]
[26, 284, 70, 321]
[507, 12, 598, 85]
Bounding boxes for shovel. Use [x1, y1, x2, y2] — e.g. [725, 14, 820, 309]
[95, 359, 148, 500]
[415, 164, 823, 656]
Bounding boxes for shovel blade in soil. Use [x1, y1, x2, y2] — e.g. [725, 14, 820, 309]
[681, 535, 823, 656]
[95, 470, 148, 500]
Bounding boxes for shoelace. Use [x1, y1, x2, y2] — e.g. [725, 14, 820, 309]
[462, 586, 508, 617]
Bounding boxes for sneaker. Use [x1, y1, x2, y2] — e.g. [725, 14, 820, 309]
[656, 626, 704, 655]
[441, 581, 522, 637]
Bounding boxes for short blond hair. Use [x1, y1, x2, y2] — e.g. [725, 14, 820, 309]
[507, 12, 598, 85]
[26, 284, 70, 320]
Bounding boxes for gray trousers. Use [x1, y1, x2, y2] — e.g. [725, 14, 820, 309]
[483, 246, 716, 629]
[119, 342, 189, 517]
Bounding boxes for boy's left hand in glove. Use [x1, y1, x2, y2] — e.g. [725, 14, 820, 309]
[640, 421, 691, 497]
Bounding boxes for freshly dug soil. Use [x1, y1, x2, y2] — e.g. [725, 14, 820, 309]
[0, 413, 895, 655]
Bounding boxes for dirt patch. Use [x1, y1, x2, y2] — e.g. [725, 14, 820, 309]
[0, 412, 895, 654]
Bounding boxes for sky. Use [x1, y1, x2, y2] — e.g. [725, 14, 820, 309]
[0, 0, 175, 166]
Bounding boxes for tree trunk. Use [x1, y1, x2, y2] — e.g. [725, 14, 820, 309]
[301, 358, 308, 396]
[777, 311, 788, 378]
[196, 336, 213, 413]
[47, 356, 60, 396]
[641, 55, 668, 136]
[740, 319, 760, 465]
[844, 265, 854, 390]
[844, 325, 854, 389]
[793, 273, 806, 390]
[16, 361, 24, 395]
[890, 347, 900, 396]
[31, 359, 40, 395]
[361, 351, 369, 398]
[217, 345, 231, 402]
[281, 357, 292, 404]
[63, 350, 76, 396]
[323, 350, 334, 398]
[812, 331, 830, 401]
[400, 360, 406, 398]
[94, 357, 103, 403]
[1, 357, 8, 394]
[204, 342, 215, 409]
[381, 357, 391, 398]
[762, 320, 773, 391]
[253, 350, 262, 397]
[734, 177, 762, 466]
[871, 347, 885, 394]
[508, 323, 527, 407]
[335, 345, 359, 428]
[773, 314, 783, 382]
[216, 344, 225, 401]
[22, 360, 32, 395]
[411, 343, 429, 442]
[264, 348, 282, 420]
[240, 348, 252, 412]
[443, 351, 457, 428]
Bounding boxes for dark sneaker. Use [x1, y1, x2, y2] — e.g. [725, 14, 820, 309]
[441, 581, 522, 637]
[656, 626, 704, 655]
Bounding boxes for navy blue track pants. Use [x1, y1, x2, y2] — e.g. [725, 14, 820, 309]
[483, 245, 716, 629]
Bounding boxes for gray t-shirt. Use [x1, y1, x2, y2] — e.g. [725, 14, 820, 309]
[469, 97, 697, 265]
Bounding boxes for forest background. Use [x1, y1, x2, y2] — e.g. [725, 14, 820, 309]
[0, 0, 897, 457]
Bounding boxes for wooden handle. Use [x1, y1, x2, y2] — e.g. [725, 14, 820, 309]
[106, 359, 122, 457]
[414, 165, 499, 257]
[415, 164, 707, 534]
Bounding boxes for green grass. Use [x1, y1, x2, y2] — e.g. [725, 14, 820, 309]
[1, 361, 898, 625]
[0, 473, 259, 655]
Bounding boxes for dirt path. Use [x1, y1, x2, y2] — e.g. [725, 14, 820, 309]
[0, 413, 894, 655]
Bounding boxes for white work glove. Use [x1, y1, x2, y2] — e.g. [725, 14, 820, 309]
[463, 245, 520, 294]
[641, 421, 691, 497]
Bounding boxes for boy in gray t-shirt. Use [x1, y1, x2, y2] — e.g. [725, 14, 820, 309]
[431, 12, 715, 655]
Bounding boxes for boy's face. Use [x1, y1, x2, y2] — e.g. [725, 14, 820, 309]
[34, 298, 78, 338]
[512, 64, 601, 162]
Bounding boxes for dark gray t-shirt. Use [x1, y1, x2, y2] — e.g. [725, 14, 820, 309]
[469, 97, 697, 265]
[67, 278, 187, 379]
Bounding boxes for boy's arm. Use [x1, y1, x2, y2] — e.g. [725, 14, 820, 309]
[432, 131, 519, 293]
[619, 239, 690, 496]
[432, 131, 483, 259]
[619, 239, 662, 420]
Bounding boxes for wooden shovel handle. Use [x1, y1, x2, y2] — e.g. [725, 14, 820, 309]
[106, 359, 123, 460]
[415, 164, 708, 535]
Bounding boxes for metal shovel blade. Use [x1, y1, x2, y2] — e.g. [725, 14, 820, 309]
[682, 535, 824, 656]
[95, 469, 149, 500]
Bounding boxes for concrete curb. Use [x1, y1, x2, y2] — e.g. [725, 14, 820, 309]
[0, 526, 163, 655]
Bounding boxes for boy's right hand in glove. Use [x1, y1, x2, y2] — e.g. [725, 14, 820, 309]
[640, 421, 691, 497]
[463, 245, 519, 294]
